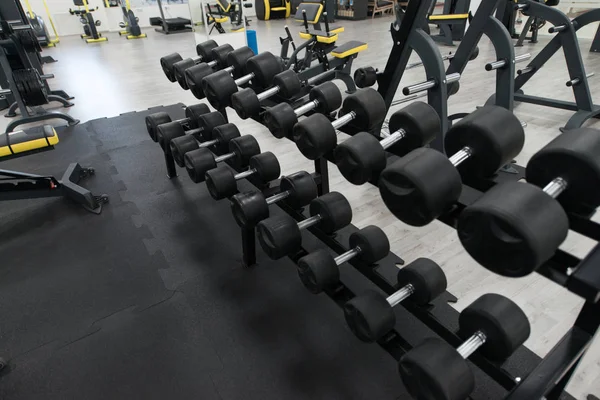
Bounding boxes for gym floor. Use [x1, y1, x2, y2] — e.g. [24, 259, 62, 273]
[2, 15, 600, 399]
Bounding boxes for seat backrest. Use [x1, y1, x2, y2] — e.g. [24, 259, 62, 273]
[295, 2, 323, 24]
[216, 0, 232, 12]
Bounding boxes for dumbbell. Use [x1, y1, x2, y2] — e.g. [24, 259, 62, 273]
[185, 46, 256, 100]
[201, 51, 284, 110]
[297, 226, 390, 294]
[231, 69, 336, 120]
[184, 135, 261, 183]
[160, 40, 219, 82]
[145, 103, 210, 142]
[172, 44, 236, 90]
[230, 171, 318, 228]
[344, 258, 447, 343]
[457, 127, 600, 277]
[205, 152, 281, 200]
[170, 120, 239, 168]
[399, 294, 530, 400]
[334, 102, 440, 185]
[293, 88, 387, 160]
[155, 111, 227, 153]
[378, 106, 525, 227]
[263, 81, 342, 139]
[257, 192, 353, 260]
[231, 70, 301, 119]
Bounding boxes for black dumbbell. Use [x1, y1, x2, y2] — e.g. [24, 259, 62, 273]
[293, 88, 387, 160]
[170, 120, 239, 167]
[205, 152, 281, 200]
[230, 171, 318, 228]
[297, 226, 389, 294]
[344, 258, 447, 343]
[155, 111, 226, 153]
[379, 106, 525, 226]
[160, 40, 219, 82]
[145, 103, 210, 142]
[334, 102, 441, 185]
[201, 52, 284, 110]
[263, 81, 342, 139]
[185, 46, 256, 100]
[172, 44, 235, 90]
[353, 66, 378, 88]
[231, 70, 302, 119]
[457, 127, 600, 277]
[184, 135, 261, 183]
[257, 192, 353, 260]
[399, 294, 530, 400]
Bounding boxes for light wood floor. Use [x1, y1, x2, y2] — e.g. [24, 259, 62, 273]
[3, 17, 600, 399]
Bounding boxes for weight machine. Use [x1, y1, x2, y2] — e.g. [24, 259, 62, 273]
[107, 0, 147, 39]
[69, 0, 108, 43]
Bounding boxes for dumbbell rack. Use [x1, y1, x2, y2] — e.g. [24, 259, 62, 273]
[159, 87, 600, 398]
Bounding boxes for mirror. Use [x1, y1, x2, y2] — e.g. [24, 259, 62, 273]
[189, 0, 249, 48]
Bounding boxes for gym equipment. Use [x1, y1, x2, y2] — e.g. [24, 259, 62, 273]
[169, 119, 238, 168]
[457, 127, 600, 278]
[514, 0, 559, 47]
[69, 0, 107, 44]
[22, 0, 54, 47]
[402, 72, 461, 96]
[172, 44, 241, 91]
[184, 135, 261, 183]
[205, 0, 251, 34]
[344, 258, 447, 342]
[334, 102, 440, 185]
[160, 41, 220, 83]
[378, 106, 524, 227]
[256, 191, 352, 259]
[426, 0, 471, 46]
[156, 112, 229, 161]
[205, 151, 281, 200]
[485, 53, 530, 71]
[399, 294, 530, 400]
[0, 125, 107, 213]
[292, 87, 387, 160]
[263, 81, 342, 139]
[201, 51, 284, 110]
[145, 103, 211, 142]
[255, 0, 290, 20]
[297, 225, 389, 294]
[230, 171, 318, 228]
[184, 46, 256, 98]
[152, 0, 192, 34]
[0, 20, 77, 132]
[115, 0, 146, 39]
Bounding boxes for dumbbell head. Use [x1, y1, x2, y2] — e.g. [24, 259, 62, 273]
[146, 112, 171, 142]
[353, 66, 377, 88]
[184, 148, 217, 183]
[201, 70, 238, 110]
[196, 39, 219, 60]
[209, 43, 235, 69]
[273, 70, 302, 98]
[198, 112, 229, 141]
[297, 225, 389, 294]
[344, 258, 446, 342]
[379, 148, 462, 226]
[186, 103, 212, 128]
[230, 171, 317, 228]
[257, 191, 352, 259]
[445, 106, 525, 179]
[334, 102, 440, 185]
[231, 88, 262, 120]
[186, 63, 215, 100]
[160, 52, 183, 82]
[310, 81, 343, 113]
[226, 46, 256, 78]
[173, 58, 196, 90]
[458, 181, 569, 277]
[337, 88, 387, 134]
[244, 52, 284, 88]
[156, 121, 186, 151]
[293, 113, 338, 160]
[527, 127, 600, 210]
[205, 152, 280, 200]
[228, 135, 261, 169]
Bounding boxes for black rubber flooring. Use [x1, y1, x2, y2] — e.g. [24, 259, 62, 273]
[0, 105, 572, 400]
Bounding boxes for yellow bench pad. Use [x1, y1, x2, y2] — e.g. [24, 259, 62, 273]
[331, 40, 367, 58]
[299, 30, 338, 44]
[429, 13, 469, 21]
[0, 126, 58, 158]
[209, 16, 229, 23]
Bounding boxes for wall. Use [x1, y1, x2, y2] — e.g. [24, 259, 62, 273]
[21, 0, 191, 37]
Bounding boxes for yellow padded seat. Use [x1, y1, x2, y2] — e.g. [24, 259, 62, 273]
[331, 40, 367, 58]
[209, 16, 229, 23]
[299, 30, 338, 44]
[0, 125, 58, 158]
